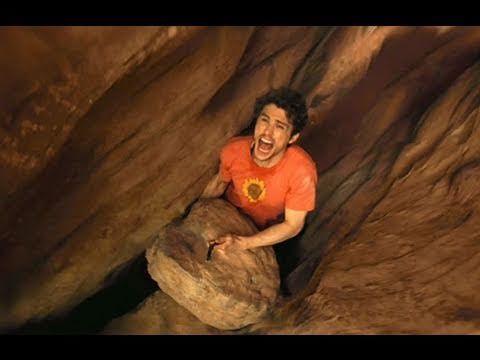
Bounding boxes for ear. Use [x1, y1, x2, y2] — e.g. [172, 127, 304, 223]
[288, 133, 300, 144]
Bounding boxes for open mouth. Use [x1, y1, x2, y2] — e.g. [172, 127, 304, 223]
[257, 137, 274, 154]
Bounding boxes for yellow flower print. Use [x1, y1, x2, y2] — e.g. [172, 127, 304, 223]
[242, 178, 266, 203]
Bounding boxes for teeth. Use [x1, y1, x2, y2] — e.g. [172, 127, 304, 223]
[260, 137, 273, 144]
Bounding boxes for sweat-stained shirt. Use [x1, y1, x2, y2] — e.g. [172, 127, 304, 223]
[219, 136, 317, 230]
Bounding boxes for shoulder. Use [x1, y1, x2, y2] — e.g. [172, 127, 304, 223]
[222, 136, 252, 154]
[286, 145, 317, 174]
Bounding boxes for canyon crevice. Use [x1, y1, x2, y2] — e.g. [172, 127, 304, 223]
[1, 26, 480, 334]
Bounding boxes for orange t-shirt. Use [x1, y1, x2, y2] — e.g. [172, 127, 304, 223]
[220, 136, 317, 229]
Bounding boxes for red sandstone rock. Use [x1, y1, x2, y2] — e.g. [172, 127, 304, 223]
[146, 199, 280, 330]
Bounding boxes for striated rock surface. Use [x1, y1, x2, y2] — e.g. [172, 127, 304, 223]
[285, 26, 480, 296]
[146, 199, 280, 330]
[251, 27, 480, 335]
[0, 26, 319, 331]
[3, 26, 480, 335]
[0, 26, 204, 201]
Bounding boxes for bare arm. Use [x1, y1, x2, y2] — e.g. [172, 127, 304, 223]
[213, 208, 307, 250]
[241, 208, 307, 249]
[201, 170, 229, 199]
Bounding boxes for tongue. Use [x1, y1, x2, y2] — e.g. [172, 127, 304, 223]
[259, 140, 273, 152]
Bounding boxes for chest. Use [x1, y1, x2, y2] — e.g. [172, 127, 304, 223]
[229, 158, 290, 203]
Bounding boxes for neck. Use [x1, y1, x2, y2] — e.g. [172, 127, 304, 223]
[251, 146, 287, 168]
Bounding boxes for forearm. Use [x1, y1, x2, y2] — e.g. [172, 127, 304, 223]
[242, 221, 303, 249]
[201, 173, 228, 198]
[201, 183, 225, 198]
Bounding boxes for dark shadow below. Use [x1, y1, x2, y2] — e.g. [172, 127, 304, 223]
[9, 216, 315, 334]
[10, 253, 158, 335]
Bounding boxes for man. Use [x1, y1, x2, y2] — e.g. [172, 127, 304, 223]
[201, 87, 317, 252]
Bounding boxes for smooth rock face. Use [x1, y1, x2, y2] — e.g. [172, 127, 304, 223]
[102, 290, 221, 335]
[146, 199, 280, 330]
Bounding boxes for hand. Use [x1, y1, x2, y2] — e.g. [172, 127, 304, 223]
[209, 234, 249, 251]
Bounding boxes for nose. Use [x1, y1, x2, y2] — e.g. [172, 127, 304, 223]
[264, 123, 274, 136]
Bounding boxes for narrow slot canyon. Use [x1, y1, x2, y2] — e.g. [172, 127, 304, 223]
[1, 26, 480, 334]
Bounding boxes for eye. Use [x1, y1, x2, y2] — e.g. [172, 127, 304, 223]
[276, 124, 286, 130]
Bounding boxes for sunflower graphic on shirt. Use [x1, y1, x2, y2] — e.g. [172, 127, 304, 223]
[242, 178, 266, 203]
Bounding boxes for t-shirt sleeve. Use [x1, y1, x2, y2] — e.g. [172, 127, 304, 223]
[219, 142, 234, 182]
[285, 161, 317, 212]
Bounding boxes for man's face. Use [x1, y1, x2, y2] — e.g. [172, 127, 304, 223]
[252, 103, 299, 168]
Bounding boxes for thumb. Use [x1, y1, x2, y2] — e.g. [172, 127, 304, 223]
[210, 236, 226, 245]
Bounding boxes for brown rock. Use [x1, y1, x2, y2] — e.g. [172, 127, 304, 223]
[0, 26, 204, 201]
[7, 25, 480, 335]
[146, 199, 280, 330]
[0, 26, 317, 331]
[251, 28, 480, 335]
[286, 26, 480, 296]
[102, 290, 222, 335]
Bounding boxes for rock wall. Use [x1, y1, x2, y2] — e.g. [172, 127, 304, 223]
[2, 26, 480, 334]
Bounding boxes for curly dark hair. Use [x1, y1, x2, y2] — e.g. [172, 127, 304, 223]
[251, 87, 308, 135]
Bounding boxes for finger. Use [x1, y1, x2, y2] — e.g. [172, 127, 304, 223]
[209, 237, 224, 245]
[216, 242, 227, 250]
[216, 238, 233, 250]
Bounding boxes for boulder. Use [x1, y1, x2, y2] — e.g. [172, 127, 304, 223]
[102, 290, 222, 335]
[146, 198, 280, 330]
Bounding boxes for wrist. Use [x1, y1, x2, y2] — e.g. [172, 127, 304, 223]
[239, 235, 255, 250]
